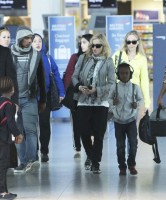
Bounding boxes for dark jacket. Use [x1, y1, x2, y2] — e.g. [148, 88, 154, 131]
[63, 53, 78, 90]
[11, 26, 46, 104]
[36, 33, 64, 97]
[0, 97, 20, 144]
[0, 45, 19, 104]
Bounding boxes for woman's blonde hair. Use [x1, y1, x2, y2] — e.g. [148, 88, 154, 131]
[0, 26, 10, 35]
[86, 33, 111, 59]
[120, 30, 145, 56]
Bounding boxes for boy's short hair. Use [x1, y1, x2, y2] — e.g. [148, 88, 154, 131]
[116, 62, 134, 80]
[0, 76, 14, 94]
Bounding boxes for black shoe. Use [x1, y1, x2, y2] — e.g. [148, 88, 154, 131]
[0, 193, 17, 199]
[41, 154, 49, 162]
[9, 193, 17, 198]
[91, 165, 101, 174]
[128, 166, 138, 175]
[84, 157, 92, 170]
[119, 169, 126, 176]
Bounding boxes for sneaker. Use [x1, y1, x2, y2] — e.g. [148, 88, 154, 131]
[91, 165, 101, 174]
[74, 151, 81, 158]
[0, 193, 17, 200]
[41, 154, 49, 162]
[14, 163, 26, 173]
[9, 193, 17, 198]
[128, 166, 138, 175]
[119, 169, 126, 176]
[84, 157, 92, 170]
[25, 161, 40, 173]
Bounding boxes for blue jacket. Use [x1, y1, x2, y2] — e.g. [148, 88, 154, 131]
[40, 37, 65, 97]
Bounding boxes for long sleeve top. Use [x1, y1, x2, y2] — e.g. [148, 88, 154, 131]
[72, 54, 115, 105]
[112, 50, 150, 108]
[109, 81, 144, 124]
[63, 53, 78, 90]
[0, 97, 21, 144]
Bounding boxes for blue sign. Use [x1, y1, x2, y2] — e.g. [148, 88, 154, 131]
[106, 15, 133, 54]
[48, 16, 76, 119]
[153, 24, 166, 109]
[48, 16, 75, 77]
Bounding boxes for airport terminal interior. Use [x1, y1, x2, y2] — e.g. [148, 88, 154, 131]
[1, 0, 166, 200]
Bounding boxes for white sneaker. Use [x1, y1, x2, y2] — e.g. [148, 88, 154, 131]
[25, 161, 40, 173]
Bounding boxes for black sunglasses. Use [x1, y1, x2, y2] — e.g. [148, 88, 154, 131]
[92, 44, 103, 48]
[126, 40, 138, 45]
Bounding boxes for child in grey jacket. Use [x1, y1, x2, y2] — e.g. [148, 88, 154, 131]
[109, 63, 143, 176]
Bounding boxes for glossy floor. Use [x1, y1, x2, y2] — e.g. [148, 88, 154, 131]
[7, 120, 166, 200]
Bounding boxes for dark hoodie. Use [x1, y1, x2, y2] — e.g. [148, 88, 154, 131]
[11, 26, 46, 103]
[0, 97, 20, 144]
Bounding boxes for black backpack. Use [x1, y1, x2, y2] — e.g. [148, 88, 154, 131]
[139, 110, 161, 163]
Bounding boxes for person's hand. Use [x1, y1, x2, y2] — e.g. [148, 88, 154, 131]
[79, 86, 88, 94]
[113, 98, 119, 105]
[15, 134, 23, 144]
[38, 102, 46, 113]
[131, 102, 137, 109]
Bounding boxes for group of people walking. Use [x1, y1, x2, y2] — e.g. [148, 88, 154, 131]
[0, 24, 153, 200]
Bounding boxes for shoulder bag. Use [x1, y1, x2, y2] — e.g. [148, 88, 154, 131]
[48, 56, 61, 111]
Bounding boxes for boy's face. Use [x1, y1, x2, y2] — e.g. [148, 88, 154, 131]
[119, 67, 131, 83]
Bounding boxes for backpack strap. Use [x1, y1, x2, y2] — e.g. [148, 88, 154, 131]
[132, 83, 135, 103]
[0, 100, 12, 125]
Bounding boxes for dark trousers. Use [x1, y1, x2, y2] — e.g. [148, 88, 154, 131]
[71, 109, 81, 150]
[114, 121, 138, 170]
[39, 107, 51, 155]
[77, 106, 108, 166]
[0, 140, 10, 193]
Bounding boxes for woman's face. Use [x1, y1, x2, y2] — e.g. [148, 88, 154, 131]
[0, 30, 11, 47]
[81, 37, 89, 53]
[32, 35, 42, 51]
[92, 39, 103, 56]
[126, 34, 139, 52]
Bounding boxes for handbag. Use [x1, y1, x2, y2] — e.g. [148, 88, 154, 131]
[150, 106, 166, 136]
[139, 110, 160, 163]
[61, 82, 77, 111]
[48, 56, 61, 111]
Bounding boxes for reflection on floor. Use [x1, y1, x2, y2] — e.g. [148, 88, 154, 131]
[7, 120, 166, 200]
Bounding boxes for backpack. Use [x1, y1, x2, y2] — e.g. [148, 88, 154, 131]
[0, 100, 12, 125]
[139, 110, 161, 164]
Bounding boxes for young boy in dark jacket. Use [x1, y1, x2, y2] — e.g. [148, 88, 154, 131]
[0, 76, 23, 200]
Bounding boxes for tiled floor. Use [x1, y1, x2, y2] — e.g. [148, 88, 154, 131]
[7, 118, 166, 200]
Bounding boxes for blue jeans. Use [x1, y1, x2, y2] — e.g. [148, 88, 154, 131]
[16, 97, 38, 165]
[114, 121, 138, 170]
